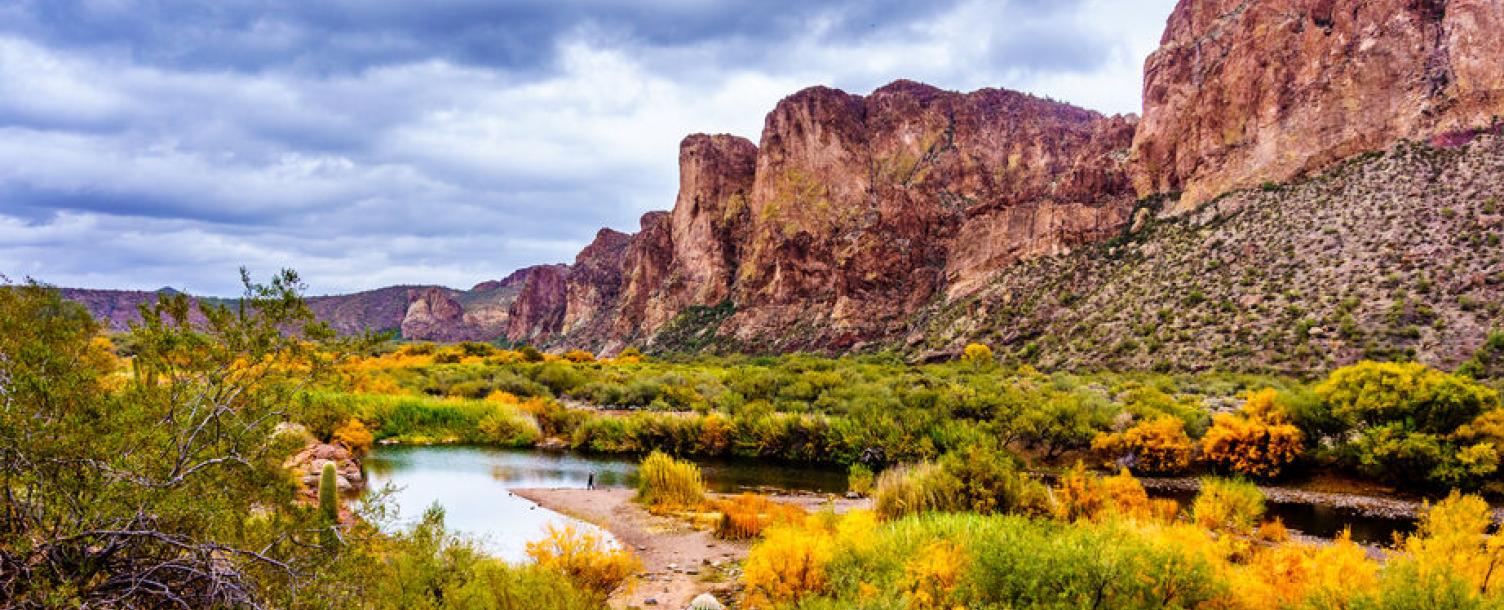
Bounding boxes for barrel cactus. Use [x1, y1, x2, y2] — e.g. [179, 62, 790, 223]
[687, 593, 724, 610]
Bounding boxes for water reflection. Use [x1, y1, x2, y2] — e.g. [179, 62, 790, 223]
[362, 445, 847, 561]
[1148, 488, 1415, 545]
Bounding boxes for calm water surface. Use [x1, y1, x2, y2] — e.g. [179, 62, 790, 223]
[366, 445, 1414, 559]
[362, 445, 847, 560]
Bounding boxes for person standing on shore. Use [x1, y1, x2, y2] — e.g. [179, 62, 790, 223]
[587, 472, 595, 490]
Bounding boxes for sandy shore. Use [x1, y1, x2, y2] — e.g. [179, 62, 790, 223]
[512, 488, 870, 609]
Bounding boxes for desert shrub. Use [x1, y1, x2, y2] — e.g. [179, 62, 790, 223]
[904, 541, 970, 610]
[1013, 388, 1114, 459]
[354, 507, 603, 610]
[635, 451, 707, 510]
[1458, 331, 1504, 381]
[715, 493, 806, 540]
[524, 524, 639, 596]
[477, 407, 543, 446]
[741, 519, 836, 608]
[936, 445, 1043, 515]
[535, 362, 587, 395]
[561, 349, 595, 363]
[1200, 389, 1304, 478]
[1191, 477, 1265, 533]
[811, 513, 1222, 610]
[1052, 463, 1175, 523]
[873, 462, 962, 520]
[332, 418, 374, 455]
[961, 343, 994, 368]
[1318, 361, 1503, 487]
[447, 379, 492, 399]
[1091, 416, 1196, 475]
[520, 397, 589, 438]
[964, 519, 1223, 610]
[847, 463, 875, 496]
[1229, 533, 1378, 610]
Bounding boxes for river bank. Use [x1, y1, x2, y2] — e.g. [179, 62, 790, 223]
[513, 488, 870, 609]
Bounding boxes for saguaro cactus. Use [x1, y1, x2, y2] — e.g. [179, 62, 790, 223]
[318, 462, 339, 522]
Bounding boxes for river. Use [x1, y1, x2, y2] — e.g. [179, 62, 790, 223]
[364, 445, 1414, 561]
[362, 444, 847, 561]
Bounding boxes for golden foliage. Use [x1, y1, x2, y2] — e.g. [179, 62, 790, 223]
[635, 451, 707, 511]
[903, 541, 968, 610]
[332, 418, 374, 455]
[742, 519, 835, 609]
[525, 524, 640, 596]
[1227, 532, 1378, 610]
[1191, 478, 1265, 533]
[1053, 463, 1175, 523]
[960, 343, 993, 367]
[561, 349, 595, 363]
[1396, 490, 1504, 594]
[1200, 403, 1303, 478]
[1091, 417, 1195, 475]
[715, 493, 806, 540]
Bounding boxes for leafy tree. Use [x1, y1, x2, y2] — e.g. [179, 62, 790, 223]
[0, 272, 354, 608]
[1317, 361, 1503, 487]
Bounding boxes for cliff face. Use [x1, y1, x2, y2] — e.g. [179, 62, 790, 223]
[500, 81, 1137, 352]
[503, 264, 571, 342]
[1132, 0, 1504, 213]
[727, 81, 1136, 348]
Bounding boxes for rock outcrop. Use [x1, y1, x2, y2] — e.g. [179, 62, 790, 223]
[504, 264, 571, 342]
[1132, 0, 1504, 213]
[399, 287, 468, 340]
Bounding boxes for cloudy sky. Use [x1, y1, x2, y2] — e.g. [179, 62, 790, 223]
[0, 0, 1176, 296]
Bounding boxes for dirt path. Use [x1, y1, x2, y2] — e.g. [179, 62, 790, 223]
[513, 488, 870, 609]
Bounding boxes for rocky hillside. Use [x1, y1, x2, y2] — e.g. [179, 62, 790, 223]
[59, 0, 1504, 372]
[906, 131, 1504, 373]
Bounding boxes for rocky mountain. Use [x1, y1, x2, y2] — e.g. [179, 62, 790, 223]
[1132, 0, 1504, 213]
[58, 0, 1504, 371]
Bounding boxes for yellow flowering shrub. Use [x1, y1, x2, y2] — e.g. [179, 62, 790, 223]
[903, 541, 968, 610]
[332, 418, 374, 455]
[1091, 416, 1195, 475]
[1200, 402, 1303, 478]
[525, 524, 640, 596]
[742, 519, 836, 608]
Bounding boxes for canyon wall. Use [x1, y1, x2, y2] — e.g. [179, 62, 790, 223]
[1132, 0, 1504, 213]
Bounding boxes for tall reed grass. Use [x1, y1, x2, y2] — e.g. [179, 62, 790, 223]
[635, 450, 707, 510]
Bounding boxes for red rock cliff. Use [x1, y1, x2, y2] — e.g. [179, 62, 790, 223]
[1132, 0, 1504, 213]
[728, 81, 1136, 347]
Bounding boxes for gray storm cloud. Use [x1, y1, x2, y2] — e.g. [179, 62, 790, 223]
[0, 0, 1174, 295]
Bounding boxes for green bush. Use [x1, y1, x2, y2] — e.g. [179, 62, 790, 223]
[847, 463, 875, 496]
[1317, 361, 1502, 487]
[815, 514, 1223, 610]
[1191, 477, 1265, 533]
